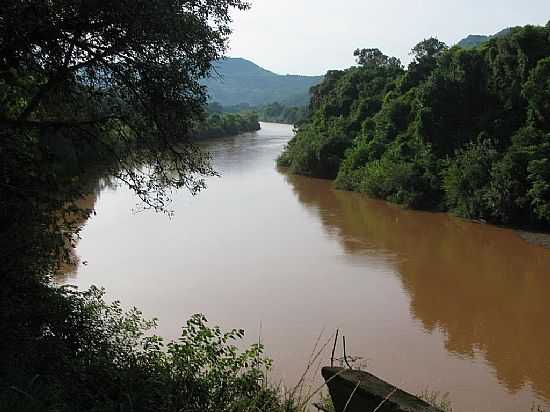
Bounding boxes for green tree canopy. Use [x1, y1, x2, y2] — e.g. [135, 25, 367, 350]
[280, 24, 550, 228]
[1, 0, 249, 279]
[523, 57, 550, 129]
[410, 38, 448, 61]
[1, 0, 249, 209]
[353, 48, 402, 69]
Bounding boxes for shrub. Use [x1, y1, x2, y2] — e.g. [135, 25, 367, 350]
[443, 138, 499, 219]
[0, 286, 297, 412]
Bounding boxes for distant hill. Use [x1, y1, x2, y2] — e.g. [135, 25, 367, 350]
[457, 28, 513, 48]
[457, 34, 490, 48]
[202, 57, 323, 107]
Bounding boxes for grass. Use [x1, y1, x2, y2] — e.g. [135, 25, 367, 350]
[418, 388, 453, 412]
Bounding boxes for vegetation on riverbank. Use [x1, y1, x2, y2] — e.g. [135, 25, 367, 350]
[256, 102, 309, 125]
[0, 1, 299, 411]
[279, 23, 550, 228]
[209, 101, 309, 125]
[195, 110, 261, 139]
[2, 286, 296, 412]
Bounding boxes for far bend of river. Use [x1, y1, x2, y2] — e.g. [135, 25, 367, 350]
[63, 123, 550, 412]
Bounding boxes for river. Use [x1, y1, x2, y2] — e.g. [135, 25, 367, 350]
[63, 122, 550, 412]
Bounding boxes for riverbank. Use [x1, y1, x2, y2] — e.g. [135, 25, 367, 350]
[193, 111, 260, 139]
[278, 24, 550, 231]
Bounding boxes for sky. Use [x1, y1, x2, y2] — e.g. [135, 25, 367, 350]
[227, 0, 550, 75]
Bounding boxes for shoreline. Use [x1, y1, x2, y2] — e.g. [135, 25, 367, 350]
[285, 168, 550, 251]
[323, 178, 550, 251]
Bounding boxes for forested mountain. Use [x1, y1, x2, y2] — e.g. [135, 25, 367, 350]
[457, 28, 512, 48]
[203, 57, 323, 106]
[457, 34, 491, 48]
[279, 24, 550, 228]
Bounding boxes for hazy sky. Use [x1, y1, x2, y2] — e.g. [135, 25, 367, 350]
[228, 0, 550, 75]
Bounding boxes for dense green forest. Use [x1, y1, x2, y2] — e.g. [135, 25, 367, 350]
[279, 24, 550, 227]
[208, 101, 308, 125]
[195, 110, 260, 139]
[0, 1, 298, 411]
[202, 57, 323, 106]
[256, 102, 308, 124]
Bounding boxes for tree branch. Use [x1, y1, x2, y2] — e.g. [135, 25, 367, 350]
[2, 115, 121, 129]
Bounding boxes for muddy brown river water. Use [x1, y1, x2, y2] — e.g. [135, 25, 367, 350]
[64, 122, 550, 412]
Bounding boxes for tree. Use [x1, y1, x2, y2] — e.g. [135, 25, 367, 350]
[353, 48, 402, 69]
[410, 38, 448, 61]
[1, 2, 257, 409]
[281, 23, 550, 226]
[523, 57, 550, 129]
[1, 0, 249, 210]
[402, 38, 448, 89]
[443, 139, 499, 219]
[1, 0, 250, 275]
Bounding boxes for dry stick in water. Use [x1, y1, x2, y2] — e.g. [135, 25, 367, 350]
[296, 331, 358, 410]
[342, 335, 352, 369]
[372, 387, 398, 412]
[309, 354, 327, 402]
[342, 380, 361, 412]
[297, 329, 324, 402]
[331, 329, 339, 367]
[257, 321, 267, 387]
[298, 368, 348, 410]
[290, 329, 331, 404]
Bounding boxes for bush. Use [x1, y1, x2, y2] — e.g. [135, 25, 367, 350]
[194, 112, 261, 139]
[0, 286, 297, 412]
[357, 157, 436, 209]
[443, 138, 499, 219]
[528, 156, 550, 222]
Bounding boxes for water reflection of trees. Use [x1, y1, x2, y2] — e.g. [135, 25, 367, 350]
[286, 174, 550, 402]
[55, 176, 115, 282]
